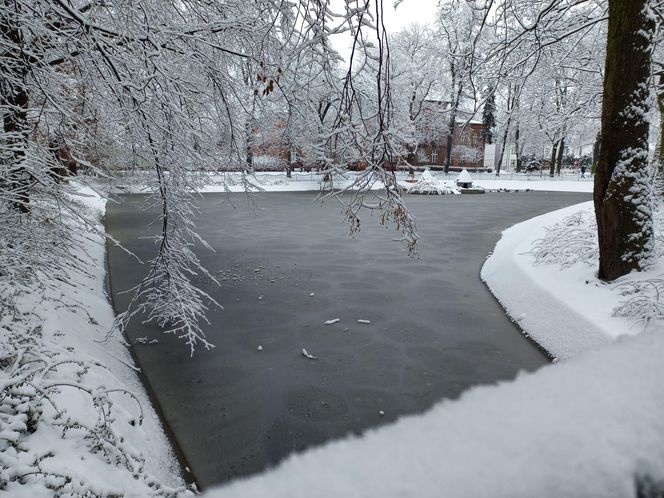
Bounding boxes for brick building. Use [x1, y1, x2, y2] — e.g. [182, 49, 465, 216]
[248, 99, 487, 172]
[410, 100, 487, 172]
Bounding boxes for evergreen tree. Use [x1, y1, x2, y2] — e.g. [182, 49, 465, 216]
[481, 88, 496, 144]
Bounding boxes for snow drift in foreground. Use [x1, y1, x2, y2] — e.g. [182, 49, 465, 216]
[204, 201, 664, 498]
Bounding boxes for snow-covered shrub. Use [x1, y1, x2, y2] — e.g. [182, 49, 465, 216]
[529, 210, 598, 268]
[0, 293, 175, 496]
[613, 278, 664, 328]
[408, 169, 458, 195]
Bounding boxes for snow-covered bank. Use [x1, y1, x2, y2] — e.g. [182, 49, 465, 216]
[202, 200, 664, 498]
[402, 170, 593, 194]
[0, 185, 187, 496]
[475, 177, 593, 192]
[481, 201, 619, 359]
[111, 170, 593, 194]
[481, 201, 663, 359]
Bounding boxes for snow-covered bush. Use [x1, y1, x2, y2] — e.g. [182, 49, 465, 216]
[529, 210, 598, 268]
[0, 277, 184, 497]
[530, 206, 664, 331]
[613, 278, 664, 328]
[408, 169, 458, 195]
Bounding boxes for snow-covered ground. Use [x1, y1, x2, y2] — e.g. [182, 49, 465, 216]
[202, 200, 664, 498]
[0, 185, 188, 496]
[482, 201, 642, 359]
[111, 170, 593, 194]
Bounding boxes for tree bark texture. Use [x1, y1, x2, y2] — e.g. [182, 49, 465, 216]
[594, 0, 655, 281]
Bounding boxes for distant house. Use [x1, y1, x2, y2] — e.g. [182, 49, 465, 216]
[248, 99, 488, 172]
[410, 100, 487, 172]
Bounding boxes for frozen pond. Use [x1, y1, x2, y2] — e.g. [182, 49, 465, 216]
[105, 191, 590, 488]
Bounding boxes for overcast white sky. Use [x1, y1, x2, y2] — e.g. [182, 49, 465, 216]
[331, 0, 439, 60]
[381, 0, 439, 32]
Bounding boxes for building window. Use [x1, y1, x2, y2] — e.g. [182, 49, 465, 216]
[431, 149, 439, 164]
[472, 133, 479, 146]
[417, 147, 427, 163]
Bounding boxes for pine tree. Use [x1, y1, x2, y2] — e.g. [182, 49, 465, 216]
[481, 88, 496, 145]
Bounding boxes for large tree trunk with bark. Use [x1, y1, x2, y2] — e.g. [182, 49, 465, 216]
[594, 0, 655, 281]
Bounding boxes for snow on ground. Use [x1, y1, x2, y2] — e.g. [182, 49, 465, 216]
[202, 197, 664, 498]
[111, 170, 593, 194]
[402, 170, 593, 194]
[475, 178, 593, 192]
[482, 201, 664, 359]
[482, 201, 618, 359]
[0, 184, 188, 496]
[218, 171, 594, 194]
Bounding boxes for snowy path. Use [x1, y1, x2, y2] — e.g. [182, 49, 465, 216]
[105, 191, 590, 488]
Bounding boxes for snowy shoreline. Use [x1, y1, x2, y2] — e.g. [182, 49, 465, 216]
[102, 232, 197, 490]
[109, 170, 593, 195]
[0, 184, 188, 496]
[481, 201, 614, 359]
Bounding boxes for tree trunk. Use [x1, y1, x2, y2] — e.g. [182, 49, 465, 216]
[514, 125, 522, 172]
[1, 1, 30, 213]
[495, 122, 511, 176]
[594, 0, 655, 281]
[245, 121, 253, 171]
[592, 132, 601, 175]
[549, 138, 558, 178]
[555, 136, 565, 176]
[444, 118, 455, 174]
[444, 63, 463, 174]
